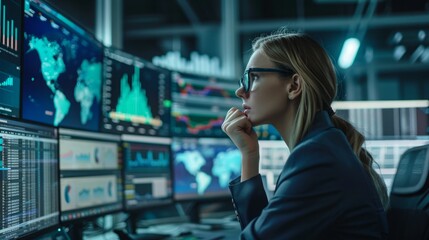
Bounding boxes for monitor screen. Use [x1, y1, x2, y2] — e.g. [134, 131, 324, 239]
[254, 125, 282, 140]
[22, 0, 103, 131]
[171, 72, 241, 138]
[0, 0, 21, 118]
[0, 117, 59, 239]
[102, 48, 171, 136]
[258, 140, 289, 192]
[333, 100, 429, 139]
[59, 129, 122, 222]
[122, 135, 172, 210]
[172, 138, 241, 200]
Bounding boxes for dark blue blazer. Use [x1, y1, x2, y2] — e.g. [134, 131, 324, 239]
[229, 111, 388, 239]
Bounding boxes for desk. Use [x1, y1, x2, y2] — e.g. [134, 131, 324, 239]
[137, 221, 241, 240]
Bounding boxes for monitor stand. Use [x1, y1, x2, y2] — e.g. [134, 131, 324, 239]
[127, 213, 139, 234]
[118, 212, 170, 240]
[188, 201, 201, 224]
[186, 201, 227, 230]
[67, 222, 84, 240]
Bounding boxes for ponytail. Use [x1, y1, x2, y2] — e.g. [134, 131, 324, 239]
[331, 115, 389, 209]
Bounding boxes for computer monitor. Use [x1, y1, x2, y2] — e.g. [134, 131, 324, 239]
[122, 135, 172, 210]
[258, 140, 289, 193]
[0, 117, 59, 239]
[59, 128, 122, 222]
[102, 48, 171, 136]
[172, 137, 241, 201]
[254, 125, 282, 140]
[22, 0, 103, 131]
[171, 71, 241, 138]
[0, 0, 21, 118]
[332, 100, 429, 139]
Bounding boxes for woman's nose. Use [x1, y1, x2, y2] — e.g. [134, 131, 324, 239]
[235, 86, 246, 98]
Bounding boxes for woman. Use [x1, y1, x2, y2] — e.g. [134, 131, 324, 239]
[222, 31, 388, 239]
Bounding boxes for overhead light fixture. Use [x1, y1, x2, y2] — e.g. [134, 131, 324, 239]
[421, 48, 429, 63]
[410, 45, 425, 63]
[418, 30, 426, 41]
[393, 32, 403, 43]
[338, 37, 360, 69]
[393, 45, 406, 61]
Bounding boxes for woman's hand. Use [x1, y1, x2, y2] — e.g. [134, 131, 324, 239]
[222, 107, 260, 181]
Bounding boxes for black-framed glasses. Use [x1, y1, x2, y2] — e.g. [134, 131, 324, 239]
[239, 67, 295, 93]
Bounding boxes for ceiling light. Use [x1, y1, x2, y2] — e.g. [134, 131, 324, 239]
[393, 32, 403, 43]
[338, 37, 360, 69]
[410, 45, 425, 63]
[393, 45, 406, 61]
[418, 30, 426, 41]
[421, 48, 429, 63]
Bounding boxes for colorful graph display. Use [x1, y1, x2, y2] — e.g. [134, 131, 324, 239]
[0, 0, 21, 118]
[124, 142, 170, 169]
[61, 175, 119, 212]
[60, 136, 119, 170]
[22, 0, 102, 131]
[122, 135, 172, 210]
[172, 137, 241, 200]
[102, 48, 171, 136]
[171, 72, 241, 137]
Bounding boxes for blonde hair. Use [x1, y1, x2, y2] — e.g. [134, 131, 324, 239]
[252, 30, 388, 209]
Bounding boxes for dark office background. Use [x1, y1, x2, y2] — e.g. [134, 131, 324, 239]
[42, 0, 429, 101]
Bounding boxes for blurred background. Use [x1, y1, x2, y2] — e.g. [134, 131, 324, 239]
[44, 0, 429, 100]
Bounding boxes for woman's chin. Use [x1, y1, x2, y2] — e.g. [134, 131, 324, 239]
[249, 117, 271, 127]
[248, 117, 262, 127]
[245, 113, 267, 126]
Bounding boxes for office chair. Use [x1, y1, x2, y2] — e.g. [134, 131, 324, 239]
[387, 144, 429, 240]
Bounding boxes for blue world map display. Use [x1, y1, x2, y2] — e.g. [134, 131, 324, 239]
[173, 138, 241, 199]
[22, 1, 102, 131]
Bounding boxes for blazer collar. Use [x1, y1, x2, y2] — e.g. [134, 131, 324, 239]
[299, 110, 335, 143]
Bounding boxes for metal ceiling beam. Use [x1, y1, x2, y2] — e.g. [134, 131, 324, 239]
[176, 0, 201, 27]
[96, 0, 123, 48]
[350, 62, 429, 74]
[125, 13, 429, 38]
[126, 24, 217, 38]
[221, 0, 239, 78]
[240, 13, 429, 32]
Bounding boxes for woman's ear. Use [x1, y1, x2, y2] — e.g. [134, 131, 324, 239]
[287, 74, 302, 100]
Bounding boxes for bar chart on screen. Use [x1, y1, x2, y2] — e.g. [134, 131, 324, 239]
[0, 0, 21, 118]
[0, 0, 20, 57]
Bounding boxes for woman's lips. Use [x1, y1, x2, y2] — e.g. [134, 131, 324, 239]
[243, 105, 251, 115]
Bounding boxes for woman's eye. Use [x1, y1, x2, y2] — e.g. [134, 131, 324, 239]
[250, 73, 259, 81]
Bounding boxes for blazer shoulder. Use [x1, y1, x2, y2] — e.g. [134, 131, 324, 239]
[287, 128, 349, 167]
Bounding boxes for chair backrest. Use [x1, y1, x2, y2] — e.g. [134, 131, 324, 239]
[387, 144, 429, 240]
